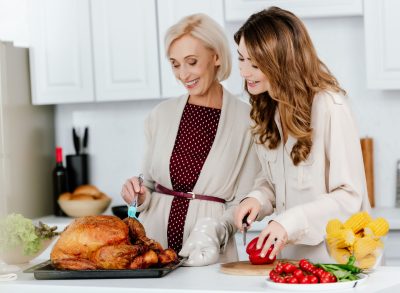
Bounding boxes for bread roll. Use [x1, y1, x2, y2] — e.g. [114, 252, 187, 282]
[58, 192, 72, 201]
[73, 185, 100, 197]
[70, 193, 96, 200]
[97, 193, 110, 200]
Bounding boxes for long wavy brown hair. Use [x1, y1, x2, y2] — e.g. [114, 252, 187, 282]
[234, 7, 345, 165]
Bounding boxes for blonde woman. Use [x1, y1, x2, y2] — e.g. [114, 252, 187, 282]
[234, 7, 370, 263]
[121, 14, 260, 266]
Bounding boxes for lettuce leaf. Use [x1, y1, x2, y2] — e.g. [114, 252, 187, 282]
[0, 213, 41, 255]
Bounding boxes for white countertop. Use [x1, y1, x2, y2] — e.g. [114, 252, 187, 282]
[1, 259, 400, 293]
[1, 208, 399, 292]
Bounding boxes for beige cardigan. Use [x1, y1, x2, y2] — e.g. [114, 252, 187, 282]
[137, 87, 260, 262]
[248, 91, 370, 263]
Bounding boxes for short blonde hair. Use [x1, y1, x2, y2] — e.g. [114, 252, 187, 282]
[164, 13, 231, 82]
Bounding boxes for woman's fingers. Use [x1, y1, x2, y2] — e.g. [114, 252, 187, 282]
[137, 185, 148, 205]
[235, 206, 249, 231]
[247, 207, 258, 225]
[269, 237, 286, 259]
[128, 177, 140, 193]
[256, 227, 269, 249]
[258, 229, 274, 257]
[260, 221, 288, 259]
[234, 197, 261, 231]
[121, 184, 133, 204]
[121, 177, 145, 204]
[124, 178, 135, 195]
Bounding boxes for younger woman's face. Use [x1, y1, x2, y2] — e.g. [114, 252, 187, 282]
[168, 34, 220, 97]
[237, 37, 271, 95]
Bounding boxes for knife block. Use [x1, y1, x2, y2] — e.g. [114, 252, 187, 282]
[66, 154, 89, 192]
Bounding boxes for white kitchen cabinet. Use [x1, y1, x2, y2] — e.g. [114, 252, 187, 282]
[224, 0, 363, 22]
[157, 0, 224, 98]
[91, 0, 160, 101]
[30, 0, 160, 104]
[364, 0, 400, 90]
[30, 0, 94, 104]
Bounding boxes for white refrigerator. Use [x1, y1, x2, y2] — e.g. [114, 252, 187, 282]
[0, 42, 55, 219]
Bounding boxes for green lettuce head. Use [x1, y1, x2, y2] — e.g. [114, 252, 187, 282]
[0, 213, 41, 255]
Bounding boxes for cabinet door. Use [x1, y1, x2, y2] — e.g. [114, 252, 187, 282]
[30, 0, 94, 105]
[91, 0, 160, 101]
[157, 0, 224, 98]
[364, 0, 400, 89]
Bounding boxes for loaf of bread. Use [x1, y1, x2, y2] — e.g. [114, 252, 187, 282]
[58, 185, 110, 201]
[70, 193, 96, 200]
[59, 192, 72, 201]
[74, 185, 101, 198]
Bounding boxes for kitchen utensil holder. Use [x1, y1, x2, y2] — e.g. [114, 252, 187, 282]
[66, 154, 89, 192]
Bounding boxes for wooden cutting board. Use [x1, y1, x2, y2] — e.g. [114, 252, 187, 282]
[220, 260, 299, 276]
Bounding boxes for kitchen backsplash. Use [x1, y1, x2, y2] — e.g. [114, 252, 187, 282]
[55, 17, 400, 208]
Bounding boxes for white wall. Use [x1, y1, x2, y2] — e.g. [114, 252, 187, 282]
[55, 16, 400, 208]
[0, 0, 31, 47]
[55, 99, 161, 207]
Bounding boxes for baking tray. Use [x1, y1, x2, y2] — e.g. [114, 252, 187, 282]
[24, 258, 185, 279]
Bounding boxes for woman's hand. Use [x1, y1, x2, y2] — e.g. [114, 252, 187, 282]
[121, 177, 148, 205]
[234, 197, 261, 231]
[257, 221, 288, 260]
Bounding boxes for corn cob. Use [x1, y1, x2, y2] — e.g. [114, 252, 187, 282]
[326, 219, 343, 234]
[326, 228, 355, 248]
[354, 236, 379, 259]
[355, 231, 364, 238]
[364, 217, 389, 238]
[330, 247, 351, 264]
[344, 211, 372, 234]
[357, 254, 376, 269]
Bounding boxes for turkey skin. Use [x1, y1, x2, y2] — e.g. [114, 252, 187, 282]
[50, 215, 177, 270]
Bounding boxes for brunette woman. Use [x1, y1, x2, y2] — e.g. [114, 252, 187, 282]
[234, 7, 370, 262]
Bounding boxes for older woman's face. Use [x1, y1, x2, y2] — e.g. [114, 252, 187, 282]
[237, 37, 271, 95]
[169, 34, 220, 96]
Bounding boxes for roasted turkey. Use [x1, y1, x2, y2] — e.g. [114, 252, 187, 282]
[50, 215, 177, 270]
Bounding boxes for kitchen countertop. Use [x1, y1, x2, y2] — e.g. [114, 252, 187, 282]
[1, 208, 399, 292]
[1, 260, 400, 293]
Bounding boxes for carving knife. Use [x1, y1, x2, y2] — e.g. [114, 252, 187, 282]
[242, 214, 249, 246]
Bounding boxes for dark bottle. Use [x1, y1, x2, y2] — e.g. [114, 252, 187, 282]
[53, 147, 68, 216]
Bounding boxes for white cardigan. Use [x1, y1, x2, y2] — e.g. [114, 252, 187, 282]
[248, 91, 370, 263]
[137, 87, 260, 262]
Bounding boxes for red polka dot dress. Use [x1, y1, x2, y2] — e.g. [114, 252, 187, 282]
[167, 103, 221, 253]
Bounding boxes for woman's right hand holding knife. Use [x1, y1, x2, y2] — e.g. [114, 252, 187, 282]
[235, 197, 288, 260]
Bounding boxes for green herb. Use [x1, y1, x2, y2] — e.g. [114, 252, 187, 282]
[35, 221, 59, 239]
[0, 214, 59, 256]
[316, 256, 363, 282]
